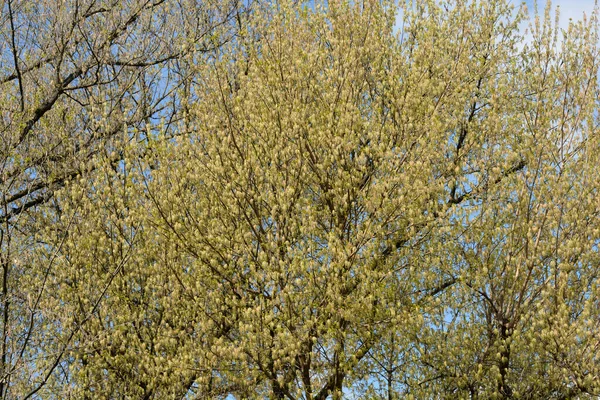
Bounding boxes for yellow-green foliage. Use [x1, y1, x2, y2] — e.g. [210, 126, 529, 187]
[2, 0, 600, 399]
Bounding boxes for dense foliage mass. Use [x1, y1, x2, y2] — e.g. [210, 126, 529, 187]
[2, 0, 600, 398]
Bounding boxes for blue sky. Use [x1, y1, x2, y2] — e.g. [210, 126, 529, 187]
[522, 0, 597, 27]
[392, 1, 598, 38]
[514, 0, 597, 46]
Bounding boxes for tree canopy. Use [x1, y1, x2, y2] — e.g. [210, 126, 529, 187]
[1, 0, 600, 398]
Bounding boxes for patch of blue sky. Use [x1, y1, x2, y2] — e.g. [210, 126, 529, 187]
[512, 0, 597, 51]
[521, 0, 597, 28]
[393, 0, 598, 37]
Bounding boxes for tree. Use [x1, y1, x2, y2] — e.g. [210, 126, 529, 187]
[0, 0, 244, 397]
[2, 0, 600, 398]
